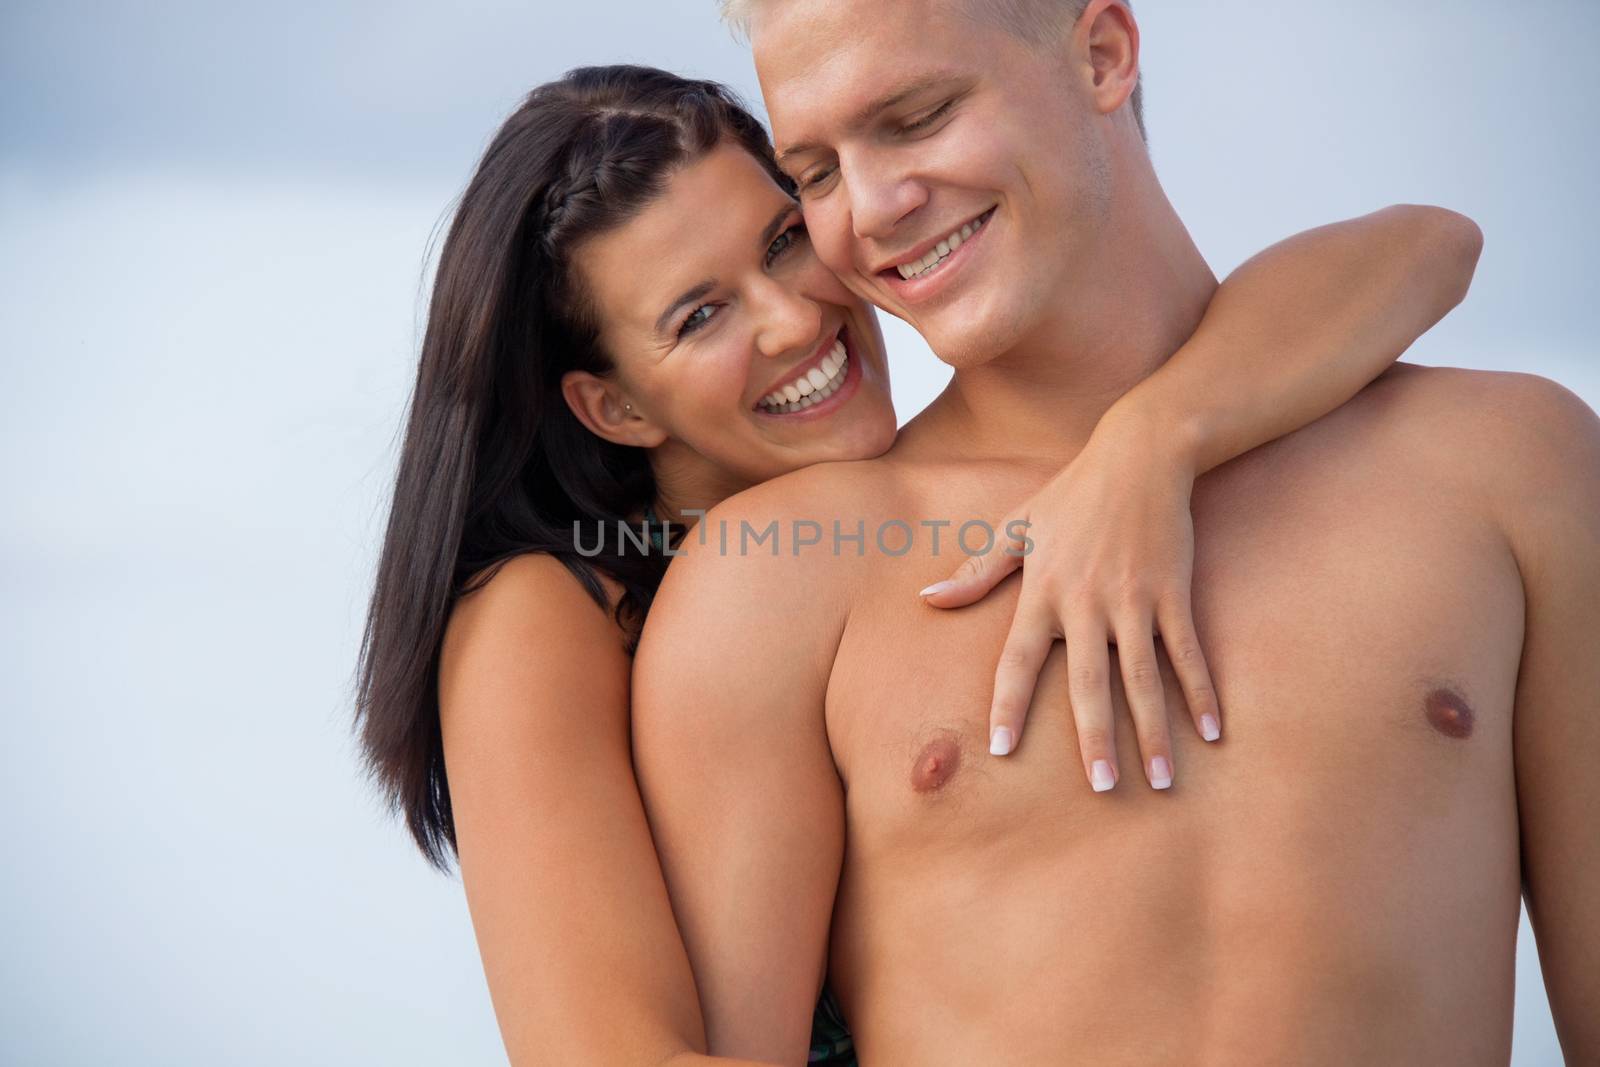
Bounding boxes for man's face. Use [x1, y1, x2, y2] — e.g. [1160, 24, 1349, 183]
[755, 0, 1113, 368]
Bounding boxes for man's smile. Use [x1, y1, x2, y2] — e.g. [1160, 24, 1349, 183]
[873, 206, 996, 304]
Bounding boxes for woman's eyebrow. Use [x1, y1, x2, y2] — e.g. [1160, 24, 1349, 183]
[758, 202, 795, 250]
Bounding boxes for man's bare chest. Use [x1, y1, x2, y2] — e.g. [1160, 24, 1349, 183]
[824, 455, 1526, 846]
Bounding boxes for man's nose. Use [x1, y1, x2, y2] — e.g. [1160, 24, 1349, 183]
[845, 152, 928, 242]
[752, 277, 824, 361]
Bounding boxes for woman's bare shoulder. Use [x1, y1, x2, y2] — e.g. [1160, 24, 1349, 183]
[440, 553, 630, 735]
[450, 552, 624, 646]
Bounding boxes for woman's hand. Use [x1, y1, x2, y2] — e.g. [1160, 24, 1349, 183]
[918, 404, 1220, 793]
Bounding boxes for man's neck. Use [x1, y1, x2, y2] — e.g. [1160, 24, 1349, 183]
[912, 182, 1219, 469]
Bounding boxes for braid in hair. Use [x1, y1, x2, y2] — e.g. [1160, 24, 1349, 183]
[357, 64, 793, 868]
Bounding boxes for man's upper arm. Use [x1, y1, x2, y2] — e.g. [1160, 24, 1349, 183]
[1501, 374, 1600, 1059]
[632, 498, 848, 1066]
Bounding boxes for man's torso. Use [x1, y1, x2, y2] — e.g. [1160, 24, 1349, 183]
[813, 365, 1526, 1065]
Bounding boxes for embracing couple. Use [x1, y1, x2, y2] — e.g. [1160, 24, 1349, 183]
[356, 1, 1600, 1063]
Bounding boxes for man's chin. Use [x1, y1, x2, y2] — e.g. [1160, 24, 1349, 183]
[925, 328, 1006, 370]
[915, 307, 1018, 371]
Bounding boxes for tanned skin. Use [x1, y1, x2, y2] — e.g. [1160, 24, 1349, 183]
[632, 2, 1600, 1063]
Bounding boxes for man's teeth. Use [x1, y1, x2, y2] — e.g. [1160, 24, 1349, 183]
[757, 340, 849, 414]
[894, 214, 986, 281]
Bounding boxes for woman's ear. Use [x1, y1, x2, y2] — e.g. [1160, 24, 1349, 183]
[560, 370, 669, 449]
[1076, 0, 1141, 121]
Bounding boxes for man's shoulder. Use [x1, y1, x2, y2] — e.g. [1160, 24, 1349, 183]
[675, 456, 907, 573]
[1366, 362, 1598, 471]
[712, 454, 906, 526]
[1354, 362, 1600, 542]
[1309, 361, 1584, 474]
[642, 460, 887, 653]
[1371, 361, 1580, 417]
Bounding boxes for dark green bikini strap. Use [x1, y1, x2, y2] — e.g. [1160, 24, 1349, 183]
[643, 504, 665, 553]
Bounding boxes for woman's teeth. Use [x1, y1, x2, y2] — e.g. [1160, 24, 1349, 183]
[894, 212, 988, 281]
[757, 340, 849, 414]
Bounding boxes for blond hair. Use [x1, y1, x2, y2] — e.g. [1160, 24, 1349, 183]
[719, 0, 1145, 139]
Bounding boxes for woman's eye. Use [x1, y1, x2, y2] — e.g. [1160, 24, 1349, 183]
[766, 222, 809, 266]
[678, 303, 719, 337]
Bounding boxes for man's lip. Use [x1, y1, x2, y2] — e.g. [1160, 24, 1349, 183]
[869, 207, 996, 275]
[751, 325, 846, 407]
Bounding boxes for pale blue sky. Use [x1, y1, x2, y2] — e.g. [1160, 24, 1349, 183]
[2, 1, 1594, 1063]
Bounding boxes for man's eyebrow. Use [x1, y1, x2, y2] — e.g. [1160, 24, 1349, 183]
[777, 71, 966, 165]
[652, 204, 794, 336]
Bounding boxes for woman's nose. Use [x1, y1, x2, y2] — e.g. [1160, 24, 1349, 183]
[752, 279, 824, 360]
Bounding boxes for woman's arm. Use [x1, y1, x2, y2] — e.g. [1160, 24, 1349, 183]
[922, 205, 1483, 790]
[1119, 204, 1482, 474]
[439, 553, 773, 1067]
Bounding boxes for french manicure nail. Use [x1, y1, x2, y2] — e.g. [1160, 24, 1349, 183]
[919, 581, 956, 598]
[1200, 713, 1221, 742]
[1091, 759, 1116, 793]
[1149, 756, 1173, 790]
[990, 726, 1014, 756]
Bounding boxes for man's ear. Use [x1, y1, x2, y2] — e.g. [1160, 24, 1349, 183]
[1075, 0, 1141, 122]
[560, 370, 669, 449]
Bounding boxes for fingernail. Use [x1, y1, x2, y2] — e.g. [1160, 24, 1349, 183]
[1090, 759, 1116, 793]
[1149, 756, 1173, 790]
[919, 581, 956, 598]
[990, 726, 1014, 756]
[1200, 714, 1221, 742]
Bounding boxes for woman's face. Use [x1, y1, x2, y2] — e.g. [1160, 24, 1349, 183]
[566, 140, 896, 492]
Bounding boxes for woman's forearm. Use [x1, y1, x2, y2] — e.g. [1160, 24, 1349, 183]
[1104, 204, 1483, 475]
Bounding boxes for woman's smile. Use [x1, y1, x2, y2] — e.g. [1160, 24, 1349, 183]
[753, 324, 864, 420]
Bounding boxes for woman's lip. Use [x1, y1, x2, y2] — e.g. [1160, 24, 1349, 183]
[752, 326, 864, 422]
[752, 326, 844, 406]
[876, 207, 995, 304]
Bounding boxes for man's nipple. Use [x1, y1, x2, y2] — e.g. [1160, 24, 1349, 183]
[1424, 687, 1475, 740]
[911, 736, 962, 793]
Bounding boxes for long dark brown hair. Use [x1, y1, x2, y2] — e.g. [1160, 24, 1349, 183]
[355, 65, 791, 868]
